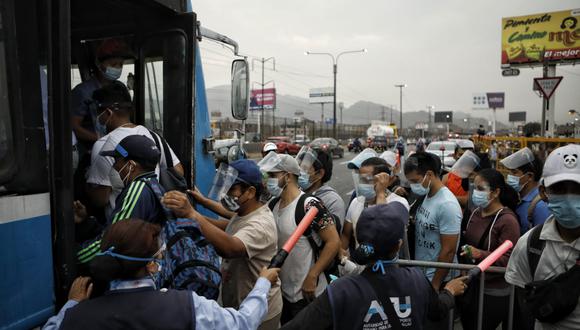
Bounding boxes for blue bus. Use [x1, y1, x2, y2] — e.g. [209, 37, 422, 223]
[0, 0, 248, 328]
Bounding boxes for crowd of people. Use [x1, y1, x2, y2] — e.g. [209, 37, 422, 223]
[44, 40, 580, 329]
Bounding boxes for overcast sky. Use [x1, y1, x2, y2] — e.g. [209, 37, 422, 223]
[194, 0, 580, 125]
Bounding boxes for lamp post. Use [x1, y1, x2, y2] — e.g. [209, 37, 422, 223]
[569, 110, 579, 138]
[395, 84, 407, 136]
[305, 49, 367, 139]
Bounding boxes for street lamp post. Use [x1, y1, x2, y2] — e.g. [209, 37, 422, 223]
[306, 49, 367, 139]
[395, 84, 407, 136]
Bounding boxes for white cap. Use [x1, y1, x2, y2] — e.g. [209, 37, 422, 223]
[263, 142, 278, 153]
[542, 144, 580, 187]
[379, 151, 397, 167]
[258, 152, 301, 176]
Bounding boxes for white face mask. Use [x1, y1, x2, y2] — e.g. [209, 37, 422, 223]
[116, 161, 133, 186]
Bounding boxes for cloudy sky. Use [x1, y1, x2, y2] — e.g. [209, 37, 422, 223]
[194, 0, 580, 125]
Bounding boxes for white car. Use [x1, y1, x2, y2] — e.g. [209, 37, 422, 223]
[425, 141, 458, 168]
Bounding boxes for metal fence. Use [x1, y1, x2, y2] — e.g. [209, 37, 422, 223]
[395, 259, 515, 330]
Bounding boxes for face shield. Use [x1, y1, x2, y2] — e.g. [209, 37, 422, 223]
[347, 148, 378, 170]
[296, 146, 318, 173]
[500, 147, 535, 170]
[257, 150, 283, 173]
[208, 163, 239, 201]
[379, 151, 397, 168]
[450, 150, 481, 179]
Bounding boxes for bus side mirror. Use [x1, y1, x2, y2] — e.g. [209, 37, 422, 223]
[231, 59, 249, 121]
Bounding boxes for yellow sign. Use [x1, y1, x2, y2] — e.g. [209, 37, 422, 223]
[502, 9, 580, 66]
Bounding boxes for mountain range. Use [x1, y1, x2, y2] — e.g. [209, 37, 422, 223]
[205, 85, 510, 130]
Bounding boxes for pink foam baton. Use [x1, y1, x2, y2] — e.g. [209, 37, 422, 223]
[467, 240, 513, 281]
[269, 207, 319, 268]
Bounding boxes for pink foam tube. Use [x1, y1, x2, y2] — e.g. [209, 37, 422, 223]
[269, 207, 319, 268]
[467, 240, 513, 280]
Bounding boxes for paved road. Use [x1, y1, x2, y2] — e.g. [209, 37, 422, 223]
[327, 151, 358, 205]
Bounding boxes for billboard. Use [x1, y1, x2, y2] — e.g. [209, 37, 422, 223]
[309, 87, 334, 104]
[509, 111, 527, 122]
[250, 88, 276, 111]
[434, 111, 453, 123]
[502, 9, 580, 67]
[472, 92, 505, 109]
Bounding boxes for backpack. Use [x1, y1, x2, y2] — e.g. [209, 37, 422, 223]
[524, 224, 580, 323]
[148, 130, 188, 192]
[268, 194, 340, 279]
[145, 179, 222, 299]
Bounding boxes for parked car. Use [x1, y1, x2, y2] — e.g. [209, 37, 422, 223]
[266, 136, 301, 155]
[425, 141, 458, 168]
[370, 136, 388, 152]
[310, 137, 344, 158]
[295, 134, 311, 146]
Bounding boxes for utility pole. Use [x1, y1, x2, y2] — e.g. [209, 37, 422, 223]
[427, 105, 434, 135]
[395, 84, 406, 135]
[305, 49, 367, 139]
[252, 57, 275, 139]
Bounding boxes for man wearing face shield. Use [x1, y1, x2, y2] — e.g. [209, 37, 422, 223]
[345, 148, 379, 207]
[506, 144, 580, 330]
[71, 38, 134, 154]
[76, 135, 167, 265]
[500, 147, 550, 235]
[296, 147, 345, 229]
[341, 157, 410, 251]
[258, 152, 340, 324]
[162, 160, 283, 330]
[85, 82, 182, 221]
[442, 151, 480, 209]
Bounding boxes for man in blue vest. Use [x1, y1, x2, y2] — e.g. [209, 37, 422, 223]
[281, 203, 468, 330]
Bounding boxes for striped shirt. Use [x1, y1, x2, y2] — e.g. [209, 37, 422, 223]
[77, 172, 166, 264]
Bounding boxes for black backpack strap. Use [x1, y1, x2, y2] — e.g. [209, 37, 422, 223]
[268, 197, 281, 211]
[527, 195, 543, 231]
[149, 129, 173, 168]
[527, 223, 546, 279]
[361, 271, 404, 330]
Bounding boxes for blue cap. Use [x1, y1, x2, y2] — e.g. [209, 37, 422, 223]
[356, 203, 409, 259]
[229, 159, 262, 186]
[100, 135, 161, 167]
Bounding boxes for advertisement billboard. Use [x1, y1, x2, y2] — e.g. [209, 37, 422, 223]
[434, 111, 453, 123]
[250, 88, 276, 111]
[309, 87, 334, 104]
[509, 111, 527, 122]
[501, 9, 580, 67]
[472, 93, 505, 109]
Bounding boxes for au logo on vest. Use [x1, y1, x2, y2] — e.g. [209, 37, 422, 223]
[363, 297, 412, 329]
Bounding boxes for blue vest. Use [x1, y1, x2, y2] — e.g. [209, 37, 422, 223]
[327, 267, 431, 330]
[60, 287, 195, 330]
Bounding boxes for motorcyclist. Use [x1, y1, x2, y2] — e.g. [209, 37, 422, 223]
[353, 138, 362, 152]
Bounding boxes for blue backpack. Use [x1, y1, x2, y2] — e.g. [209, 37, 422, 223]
[145, 178, 222, 300]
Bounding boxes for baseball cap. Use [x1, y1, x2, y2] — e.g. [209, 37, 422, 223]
[347, 148, 378, 169]
[356, 203, 409, 259]
[96, 38, 134, 62]
[229, 159, 262, 186]
[379, 151, 397, 168]
[258, 152, 301, 176]
[100, 135, 161, 168]
[542, 144, 580, 187]
[263, 142, 278, 153]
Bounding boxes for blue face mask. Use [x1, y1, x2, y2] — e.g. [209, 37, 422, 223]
[507, 174, 529, 193]
[410, 176, 430, 196]
[103, 66, 122, 81]
[298, 172, 311, 190]
[357, 183, 376, 200]
[267, 177, 283, 197]
[472, 189, 491, 208]
[547, 194, 580, 229]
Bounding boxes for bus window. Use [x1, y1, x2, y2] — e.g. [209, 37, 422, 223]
[0, 13, 14, 183]
[144, 60, 163, 133]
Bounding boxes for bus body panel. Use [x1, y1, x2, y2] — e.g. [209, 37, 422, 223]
[0, 193, 54, 330]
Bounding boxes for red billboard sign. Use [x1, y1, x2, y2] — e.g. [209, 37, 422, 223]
[250, 88, 276, 111]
